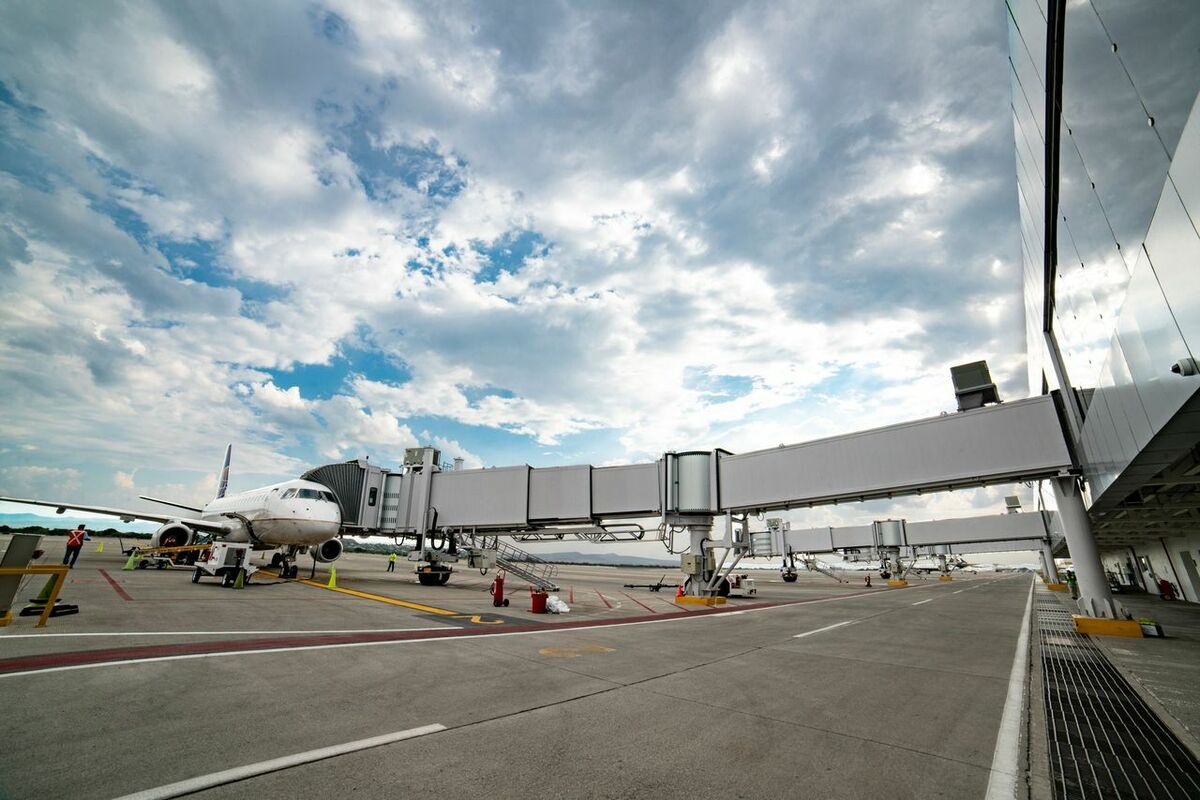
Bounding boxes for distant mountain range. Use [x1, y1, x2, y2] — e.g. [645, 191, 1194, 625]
[0, 513, 157, 533]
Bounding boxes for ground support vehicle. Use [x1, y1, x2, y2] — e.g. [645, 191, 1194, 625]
[190, 542, 257, 587]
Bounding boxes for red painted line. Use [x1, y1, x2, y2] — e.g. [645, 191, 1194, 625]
[98, 569, 132, 601]
[0, 599, 794, 675]
[595, 589, 612, 608]
[569, 586, 574, 604]
[620, 592, 658, 613]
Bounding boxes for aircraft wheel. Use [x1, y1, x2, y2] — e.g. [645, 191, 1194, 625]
[192, 568, 202, 584]
[270, 553, 283, 568]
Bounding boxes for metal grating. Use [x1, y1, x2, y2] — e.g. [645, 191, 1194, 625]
[1036, 593, 1200, 799]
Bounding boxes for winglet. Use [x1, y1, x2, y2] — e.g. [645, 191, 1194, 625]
[215, 444, 232, 499]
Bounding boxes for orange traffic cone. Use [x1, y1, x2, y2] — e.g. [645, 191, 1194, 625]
[675, 584, 684, 599]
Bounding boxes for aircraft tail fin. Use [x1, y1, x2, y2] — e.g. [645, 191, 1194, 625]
[215, 444, 232, 499]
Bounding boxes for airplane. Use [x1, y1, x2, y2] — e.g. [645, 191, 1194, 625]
[0, 445, 343, 578]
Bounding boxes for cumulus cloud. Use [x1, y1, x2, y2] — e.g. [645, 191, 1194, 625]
[0, 0, 1029, 538]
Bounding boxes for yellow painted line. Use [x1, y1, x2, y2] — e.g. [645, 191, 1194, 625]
[299, 580, 459, 617]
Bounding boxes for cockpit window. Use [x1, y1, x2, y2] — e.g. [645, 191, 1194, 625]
[297, 489, 325, 500]
[281, 489, 298, 499]
[321, 491, 336, 503]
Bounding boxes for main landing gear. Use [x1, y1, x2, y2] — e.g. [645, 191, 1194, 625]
[416, 565, 452, 586]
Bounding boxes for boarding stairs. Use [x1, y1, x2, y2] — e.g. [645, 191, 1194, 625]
[466, 534, 559, 592]
[802, 556, 849, 584]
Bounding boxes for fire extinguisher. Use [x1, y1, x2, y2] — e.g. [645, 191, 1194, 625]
[490, 572, 510, 607]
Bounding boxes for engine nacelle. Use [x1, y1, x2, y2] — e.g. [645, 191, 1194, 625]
[151, 522, 194, 549]
[310, 537, 344, 563]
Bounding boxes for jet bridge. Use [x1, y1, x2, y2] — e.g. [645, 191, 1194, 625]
[305, 394, 1076, 596]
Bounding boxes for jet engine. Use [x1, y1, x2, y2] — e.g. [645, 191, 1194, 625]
[151, 522, 194, 549]
[310, 537, 344, 563]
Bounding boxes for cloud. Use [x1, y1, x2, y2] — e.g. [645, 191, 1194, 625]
[0, 0, 1028, 542]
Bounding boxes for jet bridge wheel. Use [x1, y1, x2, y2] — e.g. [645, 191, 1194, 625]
[437, 572, 450, 586]
[782, 573, 798, 583]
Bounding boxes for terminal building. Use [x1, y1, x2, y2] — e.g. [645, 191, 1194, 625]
[1010, 1, 1200, 602]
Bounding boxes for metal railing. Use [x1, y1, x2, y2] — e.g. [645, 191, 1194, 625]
[466, 534, 559, 591]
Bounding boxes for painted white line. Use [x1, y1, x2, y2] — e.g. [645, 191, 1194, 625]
[113, 723, 446, 800]
[911, 599, 933, 606]
[952, 590, 964, 594]
[793, 619, 859, 639]
[984, 578, 1035, 800]
[0, 588, 903, 679]
[0, 627, 453, 639]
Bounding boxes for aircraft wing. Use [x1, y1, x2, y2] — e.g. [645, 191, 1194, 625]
[0, 496, 233, 534]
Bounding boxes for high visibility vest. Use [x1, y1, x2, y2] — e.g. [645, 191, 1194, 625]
[388, 553, 397, 562]
[67, 529, 86, 547]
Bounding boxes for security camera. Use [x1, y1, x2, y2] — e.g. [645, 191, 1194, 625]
[1170, 357, 1198, 377]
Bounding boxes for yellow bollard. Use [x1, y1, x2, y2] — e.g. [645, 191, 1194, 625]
[326, 566, 337, 589]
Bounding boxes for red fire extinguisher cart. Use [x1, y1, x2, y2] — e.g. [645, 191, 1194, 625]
[489, 572, 510, 607]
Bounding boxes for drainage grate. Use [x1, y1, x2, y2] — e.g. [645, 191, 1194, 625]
[1036, 593, 1200, 799]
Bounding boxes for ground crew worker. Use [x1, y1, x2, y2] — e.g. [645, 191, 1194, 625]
[1066, 571, 1078, 599]
[864, 574, 872, 588]
[387, 551, 397, 572]
[63, 524, 87, 568]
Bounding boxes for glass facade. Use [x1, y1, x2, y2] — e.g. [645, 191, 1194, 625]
[1012, 0, 1200, 506]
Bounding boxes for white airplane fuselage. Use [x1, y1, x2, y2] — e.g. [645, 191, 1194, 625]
[199, 479, 341, 548]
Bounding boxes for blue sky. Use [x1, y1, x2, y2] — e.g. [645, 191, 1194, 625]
[0, 0, 1034, 532]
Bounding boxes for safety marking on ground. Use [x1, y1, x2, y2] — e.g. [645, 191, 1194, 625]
[0, 586, 943, 677]
[447, 614, 506, 625]
[793, 619, 861, 639]
[952, 590, 964, 594]
[113, 723, 446, 800]
[98, 569, 132, 601]
[620, 592, 658, 613]
[595, 589, 612, 609]
[538, 644, 615, 659]
[911, 598, 933, 606]
[984, 579, 1034, 799]
[298, 580, 459, 616]
[0, 627, 457, 639]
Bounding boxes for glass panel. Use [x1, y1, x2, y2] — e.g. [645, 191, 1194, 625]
[1060, 2, 1171, 269]
[1090, 0, 1200, 158]
[1007, 0, 1047, 89]
[1105, 333, 1154, 451]
[1169, 102, 1200, 226]
[1142, 181, 1200, 361]
[1113, 247, 1196, 433]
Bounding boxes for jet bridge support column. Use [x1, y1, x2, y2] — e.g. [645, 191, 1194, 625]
[1052, 477, 1123, 619]
[1040, 540, 1060, 584]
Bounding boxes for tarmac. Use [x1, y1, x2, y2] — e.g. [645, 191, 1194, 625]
[0, 533, 1155, 799]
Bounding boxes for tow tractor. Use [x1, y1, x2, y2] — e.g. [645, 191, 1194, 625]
[191, 542, 257, 587]
[726, 573, 757, 597]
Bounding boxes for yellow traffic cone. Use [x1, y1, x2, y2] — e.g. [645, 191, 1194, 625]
[122, 552, 139, 571]
[96, 542, 104, 554]
[28, 576, 57, 605]
[233, 568, 245, 590]
[326, 566, 337, 589]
